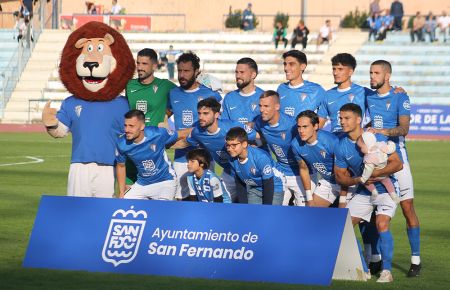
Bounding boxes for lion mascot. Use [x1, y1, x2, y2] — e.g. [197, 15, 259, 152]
[42, 21, 135, 197]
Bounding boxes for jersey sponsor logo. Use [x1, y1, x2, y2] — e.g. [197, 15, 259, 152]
[328, 101, 336, 105]
[348, 94, 355, 102]
[75, 105, 82, 117]
[263, 165, 272, 175]
[386, 101, 391, 111]
[238, 117, 248, 124]
[345, 156, 353, 161]
[403, 100, 410, 110]
[230, 106, 237, 110]
[130, 89, 138, 93]
[142, 159, 157, 175]
[153, 85, 158, 93]
[102, 206, 147, 267]
[136, 100, 148, 114]
[313, 162, 328, 176]
[272, 144, 286, 158]
[174, 100, 180, 103]
[284, 107, 295, 117]
[280, 95, 286, 99]
[182, 110, 194, 126]
[300, 93, 307, 102]
[374, 114, 384, 129]
[300, 153, 308, 157]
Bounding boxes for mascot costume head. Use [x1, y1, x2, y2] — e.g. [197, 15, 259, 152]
[59, 21, 135, 101]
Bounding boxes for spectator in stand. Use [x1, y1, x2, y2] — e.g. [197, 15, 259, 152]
[425, 12, 437, 42]
[367, 12, 381, 41]
[370, 0, 381, 15]
[273, 21, 288, 49]
[410, 11, 425, 42]
[316, 19, 332, 46]
[437, 11, 449, 42]
[291, 20, 309, 50]
[85, 1, 97, 14]
[110, 0, 122, 15]
[242, 3, 255, 31]
[383, 9, 395, 31]
[390, 0, 404, 31]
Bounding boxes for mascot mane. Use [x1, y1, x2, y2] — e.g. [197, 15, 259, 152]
[59, 21, 135, 101]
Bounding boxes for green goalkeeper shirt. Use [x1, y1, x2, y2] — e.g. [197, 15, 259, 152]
[126, 77, 176, 126]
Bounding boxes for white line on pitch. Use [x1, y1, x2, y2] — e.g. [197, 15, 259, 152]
[0, 156, 44, 167]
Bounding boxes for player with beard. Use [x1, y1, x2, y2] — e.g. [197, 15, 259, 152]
[125, 48, 176, 184]
[366, 60, 421, 277]
[168, 52, 222, 200]
[221, 58, 264, 125]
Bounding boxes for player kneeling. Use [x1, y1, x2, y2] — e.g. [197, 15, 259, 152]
[186, 149, 231, 203]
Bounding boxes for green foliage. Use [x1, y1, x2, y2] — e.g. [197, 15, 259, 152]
[225, 6, 243, 28]
[274, 12, 289, 28]
[341, 8, 370, 28]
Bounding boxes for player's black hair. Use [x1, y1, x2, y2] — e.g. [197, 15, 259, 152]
[331, 53, 357, 70]
[137, 48, 158, 63]
[371, 60, 392, 74]
[186, 148, 211, 169]
[225, 127, 248, 143]
[197, 97, 221, 113]
[176, 51, 200, 71]
[282, 49, 307, 65]
[260, 90, 280, 103]
[124, 109, 145, 122]
[340, 103, 362, 117]
[237, 57, 258, 74]
[296, 110, 319, 126]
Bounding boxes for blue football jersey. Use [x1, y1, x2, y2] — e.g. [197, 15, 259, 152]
[291, 130, 339, 184]
[187, 169, 232, 203]
[318, 83, 368, 133]
[253, 113, 299, 176]
[57, 96, 129, 166]
[229, 146, 284, 193]
[186, 119, 256, 175]
[277, 80, 327, 117]
[168, 85, 222, 162]
[366, 88, 410, 148]
[221, 87, 264, 123]
[334, 133, 396, 196]
[116, 127, 178, 185]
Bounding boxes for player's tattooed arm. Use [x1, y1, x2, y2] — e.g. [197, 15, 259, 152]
[367, 115, 409, 137]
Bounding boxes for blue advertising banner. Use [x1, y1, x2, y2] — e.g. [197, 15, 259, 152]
[409, 104, 450, 137]
[24, 196, 362, 286]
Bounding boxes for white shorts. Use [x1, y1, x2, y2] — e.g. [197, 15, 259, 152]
[221, 170, 237, 202]
[282, 174, 317, 206]
[394, 157, 414, 201]
[173, 161, 191, 199]
[347, 193, 397, 222]
[314, 178, 341, 204]
[68, 163, 114, 198]
[124, 179, 177, 200]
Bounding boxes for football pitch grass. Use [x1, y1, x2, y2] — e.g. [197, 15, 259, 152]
[0, 132, 449, 289]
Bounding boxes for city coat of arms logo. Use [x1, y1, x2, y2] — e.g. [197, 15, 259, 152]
[102, 206, 147, 267]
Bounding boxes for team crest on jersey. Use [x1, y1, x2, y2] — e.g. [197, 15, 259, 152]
[273, 144, 285, 158]
[250, 166, 257, 175]
[348, 94, 355, 102]
[149, 144, 157, 152]
[320, 150, 326, 159]
[136, 100, 148, 114]
[166, 128, 175, 136]
[403, 100, 410, 110]
[374, 115, 384, 129]
[102, 206, 147, 267]
[386, 101, 391, 110]
[198, 96, 204, 102]
[153, 85, 158, 93]
[251, 103, 257, 111]
[280, 132, 286, 140]
[74, 105, 82, 117]
[284, 107, 295, 117]
[182, 110, 193, 126]
[300, 93, 307, 102]
[238, 117, 248, 124]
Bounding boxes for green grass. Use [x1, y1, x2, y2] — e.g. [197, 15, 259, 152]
[1, 132, 449, 289]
